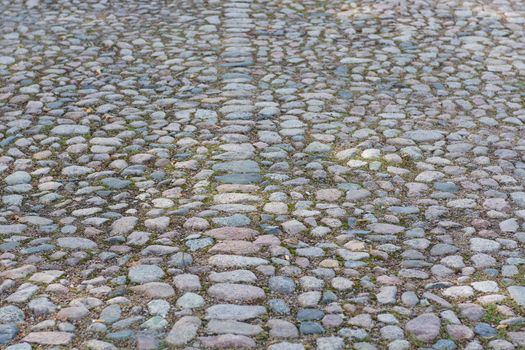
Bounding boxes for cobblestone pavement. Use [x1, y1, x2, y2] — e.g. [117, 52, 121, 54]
[1, 0, 525, 349]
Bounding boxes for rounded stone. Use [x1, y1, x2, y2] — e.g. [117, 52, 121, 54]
[128, 265, 165, 284]
[176, 292, 205, 309]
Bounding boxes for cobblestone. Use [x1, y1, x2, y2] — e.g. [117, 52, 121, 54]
[0, 0, 524, 348]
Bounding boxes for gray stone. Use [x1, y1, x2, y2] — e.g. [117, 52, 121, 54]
[51, 125, 90, 135]
[508, 286, 525, 307]
[128, 265, 165, 283]
[165, 316, 201, 346]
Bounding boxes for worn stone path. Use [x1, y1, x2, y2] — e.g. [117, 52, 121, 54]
[1, 0, 525, 349]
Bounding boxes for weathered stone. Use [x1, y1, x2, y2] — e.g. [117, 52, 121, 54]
[406, 313, 441, 342]
[165, 316, 201, 346]
[23, 332, 74, 345]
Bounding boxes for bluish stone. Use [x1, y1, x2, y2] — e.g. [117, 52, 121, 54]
[482, 269, 499, 278]
[268, 299, 290, 315]
[5, 171, 31, 185]
[38, 225, 58, 233]
[388, 206, 419, 215]
[122, 165, 146, 176]
[87, 322, 108, 334]
[169, 252, 193, 267]
[350, 230, 370, 235]
[102, 178, 131, 189]
[337, 183, 361, 191]
[0, 306, 24, 323]
[339, 91, 353, 99]
[260, 224, 280, 234]
[151, 171, 166, 181]
[474, 323, 497, 337]
[338, 327, 368, 340]
[221, 59, 253, 68]
[212, 160, 260, 173]
[0, 135, 21, 147]
[185, 238, 213, 251]
[297, 309, 324, 321]
[128, 265, 165, 283]
[5, 342, 32, 350]
[433, 339, 457, 350]
[140, 316, 168, 330]
[123, 145, 143, 153]
[295, 247, 324, 257]
[434, 182, 458, 192]
[344, 261, 367, 268]
[322, 291, 338, 304]
[100, 304, 122, 324]
[96, 190, 113, 197]
[0, 324, 18, 344]
[300, 322, 324, 335]
[335, 66, 348, 76]
[106, 329, 135, 341]
[20, 244, 55, 255]
[0, 242, 20, 251]
[269, 276, 296, 294]
[216, 173, 262, 184]
[212, 214, 250, 227]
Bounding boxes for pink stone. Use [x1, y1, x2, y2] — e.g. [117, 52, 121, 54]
[209, 241, 260, 254]
[406, 313, 441, 342]
[23, 331, 74, 345]
[205, 227, 258, 240]
[199, 334, 256, 348]
[447, 324, 474, 340]
[254, 234, 280, 246]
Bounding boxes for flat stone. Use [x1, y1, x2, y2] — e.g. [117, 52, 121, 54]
[268, 342, 305, 350]
[173, 274, 201, 291]
[0, 305, 25, 323]
[0, 56, 15, 65]
[199, 334, 256, 348]
[212, 160, 260, 173]
[56, 306, 90, 321]
[176, 292, 205, 309]
[57, 237, 97, 250]
[208, 255, 268, 268]
[165, 316, 201, 346]
[406, 313, 441, 342]
[447, 325, 474, 340]
[128, 265, 165, 283]
[206, 304, 266, 321]
[5, 171, 31, 185]
[131, 283, 175, 299]
[0, 324, 18, 344]
[268, 319, 299, 338]
[83, 340, 118, 350]
[23, 331, 74, 345]
[269, 276, 297, 294]
[209, 270, 257, 284]
[0, 224, 27, 235]
[508, 286, 525, 307]
[470, 238, 500, 253]
[209, 240, 260, 254]
[404, 130, 444, 142]
[207, 320, 262, 336]
[51, 124, 90, 135]
[368, 223, 404, 234]
[208, 283, 265, 302]
[205, 227, 258, 240]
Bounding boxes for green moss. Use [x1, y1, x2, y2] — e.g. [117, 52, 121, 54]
[482, 303, 503, 324]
